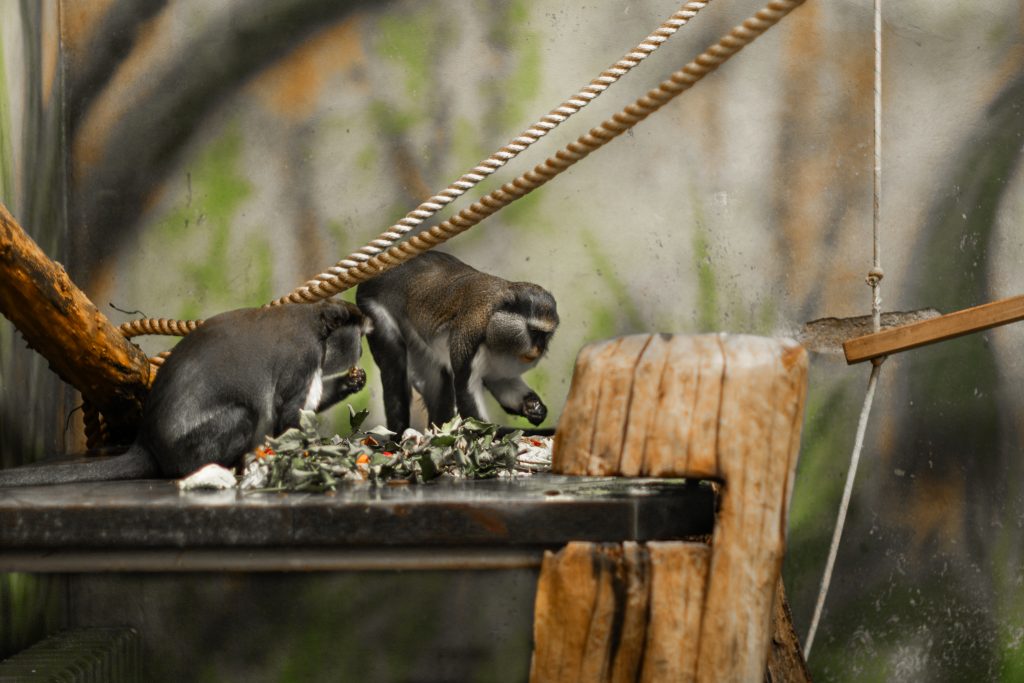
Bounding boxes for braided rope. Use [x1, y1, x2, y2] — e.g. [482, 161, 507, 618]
[278, 0, 809, 301]
[119, 318, 202, 338]
[272, 0, 715, 306]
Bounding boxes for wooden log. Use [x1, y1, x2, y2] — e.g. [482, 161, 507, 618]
[528, 541, 810, 683]
[0, 202, 151, 443]
[546, 334, 809, 681]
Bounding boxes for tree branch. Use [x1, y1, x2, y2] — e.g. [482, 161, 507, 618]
[0, 202, 150, 444]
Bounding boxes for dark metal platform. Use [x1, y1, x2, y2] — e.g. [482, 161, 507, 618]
[0, 475, 713, 572]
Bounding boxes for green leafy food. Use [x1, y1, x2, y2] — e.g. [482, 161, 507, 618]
[239, 410, 547, 493]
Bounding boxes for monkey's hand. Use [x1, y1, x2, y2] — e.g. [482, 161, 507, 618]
[343, 366, 367, 392]
[521, 392, 547, 425]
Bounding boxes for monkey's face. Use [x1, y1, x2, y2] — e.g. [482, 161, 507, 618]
[487, 286, 559, 366]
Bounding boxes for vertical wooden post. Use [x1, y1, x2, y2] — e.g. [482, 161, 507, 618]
[533, 334, 808, 682]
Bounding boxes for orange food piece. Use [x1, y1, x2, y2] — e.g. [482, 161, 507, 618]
[356, 453, 370, 465]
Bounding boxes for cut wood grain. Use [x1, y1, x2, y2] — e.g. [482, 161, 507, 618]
[843, 293, 1024, 364]
[0, 201, 151, 443]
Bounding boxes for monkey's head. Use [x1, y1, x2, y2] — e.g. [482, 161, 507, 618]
[487, 283, 559, 366]
[319, 301, 373, 387]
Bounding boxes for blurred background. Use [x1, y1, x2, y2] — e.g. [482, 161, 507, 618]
[2, 0, 1024, 680]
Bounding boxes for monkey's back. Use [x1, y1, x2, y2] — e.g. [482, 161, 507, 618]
[138, 304, 327, 475]
[357, 251, 510, 337]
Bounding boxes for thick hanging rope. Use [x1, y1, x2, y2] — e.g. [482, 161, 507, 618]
[276, 0, 809, 302]
[272, 0, 715, 305]
[804, 0, 884, 658]
[124, 0, 714, 338]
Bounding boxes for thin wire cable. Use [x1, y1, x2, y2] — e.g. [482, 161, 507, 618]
[869, 0, 884, 332]
[805, 0, 885, 658]
[803, 362, 882, 657]
[271, 0, 715, 306]
[279, 0, 809, 302]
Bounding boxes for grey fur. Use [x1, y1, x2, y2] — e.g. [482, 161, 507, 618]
[0, 301, 369, 486]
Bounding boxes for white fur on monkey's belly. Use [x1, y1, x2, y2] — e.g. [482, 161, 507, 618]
[303, 368, 324, 412]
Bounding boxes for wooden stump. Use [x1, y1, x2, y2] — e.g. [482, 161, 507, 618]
[535, 334, 808, 683]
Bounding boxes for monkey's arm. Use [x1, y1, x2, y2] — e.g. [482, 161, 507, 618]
[317, 367, 367, 413]
[484, 376, 547, 425]
[450, 333, 487, 422]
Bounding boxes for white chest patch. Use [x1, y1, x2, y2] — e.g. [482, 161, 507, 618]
[303, 368, 324, 412]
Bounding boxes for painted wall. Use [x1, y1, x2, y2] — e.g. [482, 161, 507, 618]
[2, 0, 1024, 679]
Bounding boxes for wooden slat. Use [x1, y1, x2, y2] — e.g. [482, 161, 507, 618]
[682, 335, 725, 479]
[608, 542, 651, 683]
[843, 293, 1024, 364]
[619, 335, 670, 476]
[529, 543, 601, 682]
[589, 335, 651, 476]
[640, 542, 711, 683]
[578, 545, 625, 682]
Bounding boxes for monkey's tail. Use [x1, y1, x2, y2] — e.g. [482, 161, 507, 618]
[0, 445, 159, 487]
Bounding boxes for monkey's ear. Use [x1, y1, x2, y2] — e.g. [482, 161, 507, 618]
[340, 301, 373, 335]
[318, 301, 373, 338]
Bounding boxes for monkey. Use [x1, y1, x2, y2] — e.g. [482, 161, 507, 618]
[0, 301, 371, 486]
[356, 251, 558, 435]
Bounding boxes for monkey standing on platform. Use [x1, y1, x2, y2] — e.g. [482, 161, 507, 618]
[0, 301, 371, 486]
[356, 251, 558, 434]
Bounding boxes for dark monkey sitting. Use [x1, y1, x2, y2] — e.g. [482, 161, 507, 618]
[356, 251, 558, 434]
[0, 301, 371, 486]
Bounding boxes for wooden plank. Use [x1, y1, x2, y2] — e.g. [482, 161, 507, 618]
[642, 336, 696, 477]
[619, 334, 671, 476]
[696, 336, 806, 683]
[640, 541, 711, 683]
[683, 335, 725, 479]
[589, 335, 652, 476]
[529, 542, 601, 682]
[843, 293, 1024, 364]
[608, 542, 651, 683]
[578, 544, 624, 682]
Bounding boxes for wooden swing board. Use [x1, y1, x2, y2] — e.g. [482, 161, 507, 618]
[843, 294, 1024, 364]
